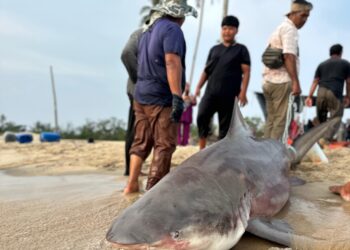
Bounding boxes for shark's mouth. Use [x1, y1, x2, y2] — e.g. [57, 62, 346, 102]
[108, 236, 190, 250]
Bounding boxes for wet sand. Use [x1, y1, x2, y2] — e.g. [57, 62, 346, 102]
[1, 138, 350, 249]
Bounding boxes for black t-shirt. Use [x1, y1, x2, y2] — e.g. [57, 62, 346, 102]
[315, 58, 350, 99]
[204, 43, 250, 98]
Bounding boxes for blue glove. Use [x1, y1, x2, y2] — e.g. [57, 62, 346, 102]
[170, 94, 184, 123]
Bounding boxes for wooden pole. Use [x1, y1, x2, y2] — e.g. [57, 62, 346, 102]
[50, 65, 59, 132]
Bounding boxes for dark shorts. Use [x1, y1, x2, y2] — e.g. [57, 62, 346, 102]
[197, 94, 235, 139]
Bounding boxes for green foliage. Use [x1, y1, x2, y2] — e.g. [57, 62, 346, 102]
[189, 116, 265, 140]
[67, 118, 126, 141]
[189, 116, 264, 140]
[0, 113, 264, 141]
[190, 124, 198, 139]
[32, 122, 53, 133]
[244, 117, 264, 138]
[0, 114, 126, 141]
[0, 114, 26, 133]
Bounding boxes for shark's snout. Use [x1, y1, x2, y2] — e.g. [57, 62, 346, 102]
[106, 222, 151, 245]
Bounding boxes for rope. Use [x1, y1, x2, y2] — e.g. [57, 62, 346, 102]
[281, 94, 295, 145]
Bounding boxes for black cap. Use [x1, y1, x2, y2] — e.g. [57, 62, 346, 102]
[221, 15, 239, 28]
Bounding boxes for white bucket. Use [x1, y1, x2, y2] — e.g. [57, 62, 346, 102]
[305, 143, 329, 163]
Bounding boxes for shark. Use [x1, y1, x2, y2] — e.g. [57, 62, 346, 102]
[106, 99, 340, 250]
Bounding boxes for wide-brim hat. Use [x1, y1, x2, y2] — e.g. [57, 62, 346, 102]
[151, 0, 198, 18]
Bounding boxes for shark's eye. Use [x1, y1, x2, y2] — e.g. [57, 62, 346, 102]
[171, 231, 180, 240]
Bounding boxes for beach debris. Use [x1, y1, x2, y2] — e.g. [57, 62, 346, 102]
[304, 143, 329, 163]
[3, 131, 17, 143]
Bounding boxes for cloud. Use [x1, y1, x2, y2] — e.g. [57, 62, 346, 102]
[0, 11, 107, 79]
[1, 49, 107, 79]
[0, 13, 34, 38]
[0, 11, 59, 41]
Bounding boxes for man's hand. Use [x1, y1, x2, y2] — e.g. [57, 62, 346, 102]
[238, 92, 248, 106]
[291, 80, 301, 96]
[344, 96, 350, 108]
[195, 86, 201, 97]
[305, 96, 313, 107]
[171, 94, 184, 123]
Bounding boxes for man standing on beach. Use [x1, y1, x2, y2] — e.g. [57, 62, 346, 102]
[123, 0, 197, 194]
[262, 0, 313, 140]
[121, 28, 142, 176]
[195, 15, 251, 150]
[305, 44, 350, 143]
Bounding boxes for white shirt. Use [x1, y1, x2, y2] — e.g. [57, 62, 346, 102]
[263, 18, 299, 84]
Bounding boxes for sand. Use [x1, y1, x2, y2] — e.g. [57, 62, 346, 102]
[1, 137, 350, 250]
[0, 138, 198, 176]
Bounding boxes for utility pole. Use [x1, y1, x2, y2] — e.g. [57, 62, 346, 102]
[189, 0, 205, 85]
[50, 65, 59, 132]
[222, 0, 229, 19]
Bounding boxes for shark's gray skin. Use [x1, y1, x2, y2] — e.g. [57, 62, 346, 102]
[106, 100, 340, 250]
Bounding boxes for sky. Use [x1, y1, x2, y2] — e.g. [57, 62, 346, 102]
[1, 0, 350, 128]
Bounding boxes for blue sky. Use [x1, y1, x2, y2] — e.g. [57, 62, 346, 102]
[1, 0, 350, 128]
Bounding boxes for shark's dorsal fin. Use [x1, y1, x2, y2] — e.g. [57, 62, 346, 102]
[226, 98, 252, 139]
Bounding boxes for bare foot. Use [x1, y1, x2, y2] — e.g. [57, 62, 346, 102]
[341, 182, 350, 201]
[329, 182, 350, 201]
[329, 185, 342, 194]
[123, 182, 139, 195]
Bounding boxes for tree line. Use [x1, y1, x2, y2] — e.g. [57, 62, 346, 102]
[0, 114, 264, 141]
[0, 114, 126, 141]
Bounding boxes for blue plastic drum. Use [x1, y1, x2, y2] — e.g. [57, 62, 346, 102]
[40, 132, 61, 142]
[16, 133, 33, 144]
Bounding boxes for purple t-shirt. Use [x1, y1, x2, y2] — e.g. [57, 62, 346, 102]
[134, 18, 186, 106]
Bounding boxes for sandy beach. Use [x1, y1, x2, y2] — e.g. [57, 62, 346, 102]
[1, 137, 350, 250]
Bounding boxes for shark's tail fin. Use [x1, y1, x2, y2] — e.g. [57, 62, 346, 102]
[289, 117, 341, 166]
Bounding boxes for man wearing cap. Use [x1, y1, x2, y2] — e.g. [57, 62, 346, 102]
[195, 15, 251, 150]
[123, 0, 197, 194]
[305, 44, 350, 143]
[262, 0, 313, 140]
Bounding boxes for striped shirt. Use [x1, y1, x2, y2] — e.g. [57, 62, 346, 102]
[263, 18, 299, 84]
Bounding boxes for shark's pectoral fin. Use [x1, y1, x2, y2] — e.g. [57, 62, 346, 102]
[289, 176, 306, 186]
[246, 218, 293, 247]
